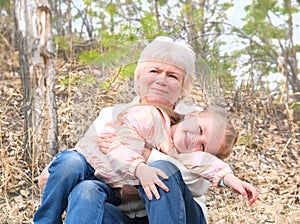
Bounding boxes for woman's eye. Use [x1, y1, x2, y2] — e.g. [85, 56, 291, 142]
[169, 74, 178, 80]
[150, 69, 158, 73]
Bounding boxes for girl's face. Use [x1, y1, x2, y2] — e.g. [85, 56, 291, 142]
[136, 61, 185, 108]
[171, 112, 225, 155]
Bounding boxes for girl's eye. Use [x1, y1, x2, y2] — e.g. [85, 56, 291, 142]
[199, 126, 205, 151]
[201, 144, 205, 152]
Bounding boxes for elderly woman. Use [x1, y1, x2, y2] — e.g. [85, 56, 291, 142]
[34, 36, 208, 224]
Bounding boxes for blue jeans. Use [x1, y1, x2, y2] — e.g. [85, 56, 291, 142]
[33, 150, 132, 224]
[33, 151, 206, 224]
[139, 160, 206, 224]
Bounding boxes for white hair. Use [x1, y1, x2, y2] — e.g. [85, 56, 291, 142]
[134, 36, 196, 97]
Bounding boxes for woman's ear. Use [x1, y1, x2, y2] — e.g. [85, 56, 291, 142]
[184, 111, 197, 119]
[134, 79, 140, 95]
[176, 87, 185, 102]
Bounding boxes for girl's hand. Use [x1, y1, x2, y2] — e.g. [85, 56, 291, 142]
[223, 173, 258, 206]
[135, 163, 169, 200]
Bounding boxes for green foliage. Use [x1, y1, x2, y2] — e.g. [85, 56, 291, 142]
[0, 0, 10, 8]
[139, 13, 161, 39]
[54, 36, 70, 50]
[157, 0, 168, 6]
[78, 33, 141, 74]
[238, 134, 252, 147]
[119, 62, 136, 79]
[84, 0, 93, 6]
[37, 0, 299, 100]
[79, 49, 102, 65]
[106, 3, 117, 16]
[295, 44, 300, 53]
[221, 2, 234, 11]
[80, 75, 96, 84]
[100, 80, 112, 89]
[57, 74, 96, 86]
[232, 0, 300, 98]
[208, 55, 236, 90]
[291, 102, 300, 110]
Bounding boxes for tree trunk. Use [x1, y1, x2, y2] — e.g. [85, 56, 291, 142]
[15, 0, 58, 165]
[286, 0, 300, 101]
[154, 0, 161, 32]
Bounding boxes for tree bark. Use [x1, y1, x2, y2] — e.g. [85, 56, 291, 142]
[154, 0, 161, 32]
[15, 0, 58, 165]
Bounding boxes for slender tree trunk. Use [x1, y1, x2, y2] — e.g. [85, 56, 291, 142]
[67, 0, 73, 57]
[15, 0, 58, 165]
[286, 0, 300, 100]
[154, 0, 161, 32]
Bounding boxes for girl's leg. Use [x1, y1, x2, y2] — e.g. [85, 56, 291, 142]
[33, 150, 95, 224]
[139, 160, 206, 224]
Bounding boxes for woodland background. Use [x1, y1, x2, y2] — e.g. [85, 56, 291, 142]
[1, 0, 300, 223]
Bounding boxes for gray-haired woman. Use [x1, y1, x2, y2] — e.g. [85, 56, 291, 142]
[34, 36, 207, 224]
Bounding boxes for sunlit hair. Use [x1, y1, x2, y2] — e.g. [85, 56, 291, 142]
[217, 119, 238, 160]
[195, 106, 238, 160]
[134, 36, 196, 98]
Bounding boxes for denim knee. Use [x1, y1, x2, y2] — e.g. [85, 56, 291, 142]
[70, 180, 119, 204]
[72, 180, 104, 199]
[148, 160, 180, 177]
[49, 150, 90, 179]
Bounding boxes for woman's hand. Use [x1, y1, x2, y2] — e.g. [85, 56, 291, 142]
[38, 163, 51, 193]
[223, 173, 258, 206]
[135, 163, 169, 200]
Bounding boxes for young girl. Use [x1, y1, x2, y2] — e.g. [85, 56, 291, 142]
[98, 104, 257, 204]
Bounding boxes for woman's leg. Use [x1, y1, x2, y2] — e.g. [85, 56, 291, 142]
[138, 160, 206, 224]
[65, 179, 129, 224]
[33, 150, 95, 224]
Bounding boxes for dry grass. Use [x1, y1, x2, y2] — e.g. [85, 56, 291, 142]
[0, 57, 299, 224]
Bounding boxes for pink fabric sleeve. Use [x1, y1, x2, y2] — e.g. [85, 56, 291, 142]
[174, 151, 233, 187]
[107, 106, 171, 179]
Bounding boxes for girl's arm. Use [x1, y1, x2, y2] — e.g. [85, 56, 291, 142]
[175, 151, 258, 205]
[107, 106, 170, 178]
[174, 151, 233, 187]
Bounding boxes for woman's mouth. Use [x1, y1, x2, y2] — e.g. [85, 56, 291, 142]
[150, 87, 168, 94]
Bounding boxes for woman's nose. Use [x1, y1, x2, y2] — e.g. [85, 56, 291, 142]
[155, 72, 167, 85]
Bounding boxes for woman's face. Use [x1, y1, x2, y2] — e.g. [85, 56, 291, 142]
[136, 61, 185, 108]
[171, 112, 224, 155]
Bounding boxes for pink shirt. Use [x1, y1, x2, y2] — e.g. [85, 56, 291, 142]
[76, 103, 232, 188]
[108, 105, 232, 187]
[74, 101, 141, 187]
